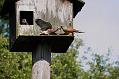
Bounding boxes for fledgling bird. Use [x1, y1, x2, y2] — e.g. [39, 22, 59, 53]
[60, 25, 84, 35]
[21, 19, 29, 25]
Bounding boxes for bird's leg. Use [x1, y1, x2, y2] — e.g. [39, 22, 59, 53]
[60, 26, 65, 32]
[53, 28, 59, 33]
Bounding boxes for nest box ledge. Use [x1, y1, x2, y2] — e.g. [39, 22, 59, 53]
[10, 35, 74, 53]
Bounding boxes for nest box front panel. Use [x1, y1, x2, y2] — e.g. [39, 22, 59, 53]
[16, 0, 73, 36]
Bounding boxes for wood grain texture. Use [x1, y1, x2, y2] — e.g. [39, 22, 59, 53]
[16, 0, 73, 36]
[32, 60, 50, 79]
[32, 43, 51, 79]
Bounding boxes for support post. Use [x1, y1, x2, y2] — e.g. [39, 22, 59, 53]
[32, 42, 51, 79]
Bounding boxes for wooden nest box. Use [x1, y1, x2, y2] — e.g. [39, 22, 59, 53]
[0, 0, 85, 53]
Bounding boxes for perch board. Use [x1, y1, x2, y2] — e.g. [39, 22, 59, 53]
[10, 35, 74, 53]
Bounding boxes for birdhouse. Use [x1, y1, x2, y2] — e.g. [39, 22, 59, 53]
[0, 0, 85, 52]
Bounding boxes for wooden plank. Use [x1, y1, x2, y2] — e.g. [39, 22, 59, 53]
[32, 43, 51, 79]
[10, 36, 74, 52]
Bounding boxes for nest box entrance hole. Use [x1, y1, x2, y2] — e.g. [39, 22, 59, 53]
[20, 11, 33, 25]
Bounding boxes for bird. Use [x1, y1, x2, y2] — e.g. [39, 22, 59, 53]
[21, 19, 29, 25]
[60, 25, 84, 35]
[35, 19, 52, 31]
[35, 19, 60, 35]
[47, 28, 60, 35]
[40, 27, 60, 35]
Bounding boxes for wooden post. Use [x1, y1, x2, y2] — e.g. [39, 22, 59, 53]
[32, 42, 51, 79]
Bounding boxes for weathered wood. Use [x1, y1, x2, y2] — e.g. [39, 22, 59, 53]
[32, 43, 51, 79]
[1, 0, 85, 52]
[16, 0, 73, 36]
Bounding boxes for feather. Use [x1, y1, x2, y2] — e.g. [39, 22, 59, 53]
[35, 19, 52, 31]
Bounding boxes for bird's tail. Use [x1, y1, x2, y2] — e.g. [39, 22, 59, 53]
[75, 30, 85, 33]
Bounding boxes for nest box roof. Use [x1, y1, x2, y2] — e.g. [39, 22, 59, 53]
[0, 0, 85, 18]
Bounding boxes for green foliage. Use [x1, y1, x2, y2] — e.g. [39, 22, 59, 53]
[51, 38, 84, 79]
[0, 36, 83, 79]
[0, 0, 4, 10]
[0, 36, 32, 79]
[81, 53, 119, 79]
[0, 0, 9, 20]
[86, 54, 109, 79]
[0, 34, 119, 79]
[107, 62, 119, 79]
[51, 49, 82, 79]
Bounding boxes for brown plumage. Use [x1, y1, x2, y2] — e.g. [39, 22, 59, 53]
[35, 19, 52, 31]
[47, 28, 60, 35]
[61, 26, 84, 35]
[40, 28, 60, 35]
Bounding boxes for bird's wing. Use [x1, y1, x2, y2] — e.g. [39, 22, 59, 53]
[40, 22, 52, 31]
[35, 19, 52, 31]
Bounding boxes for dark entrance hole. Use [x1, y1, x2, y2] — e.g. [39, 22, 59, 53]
[20, 11, 33, 25]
